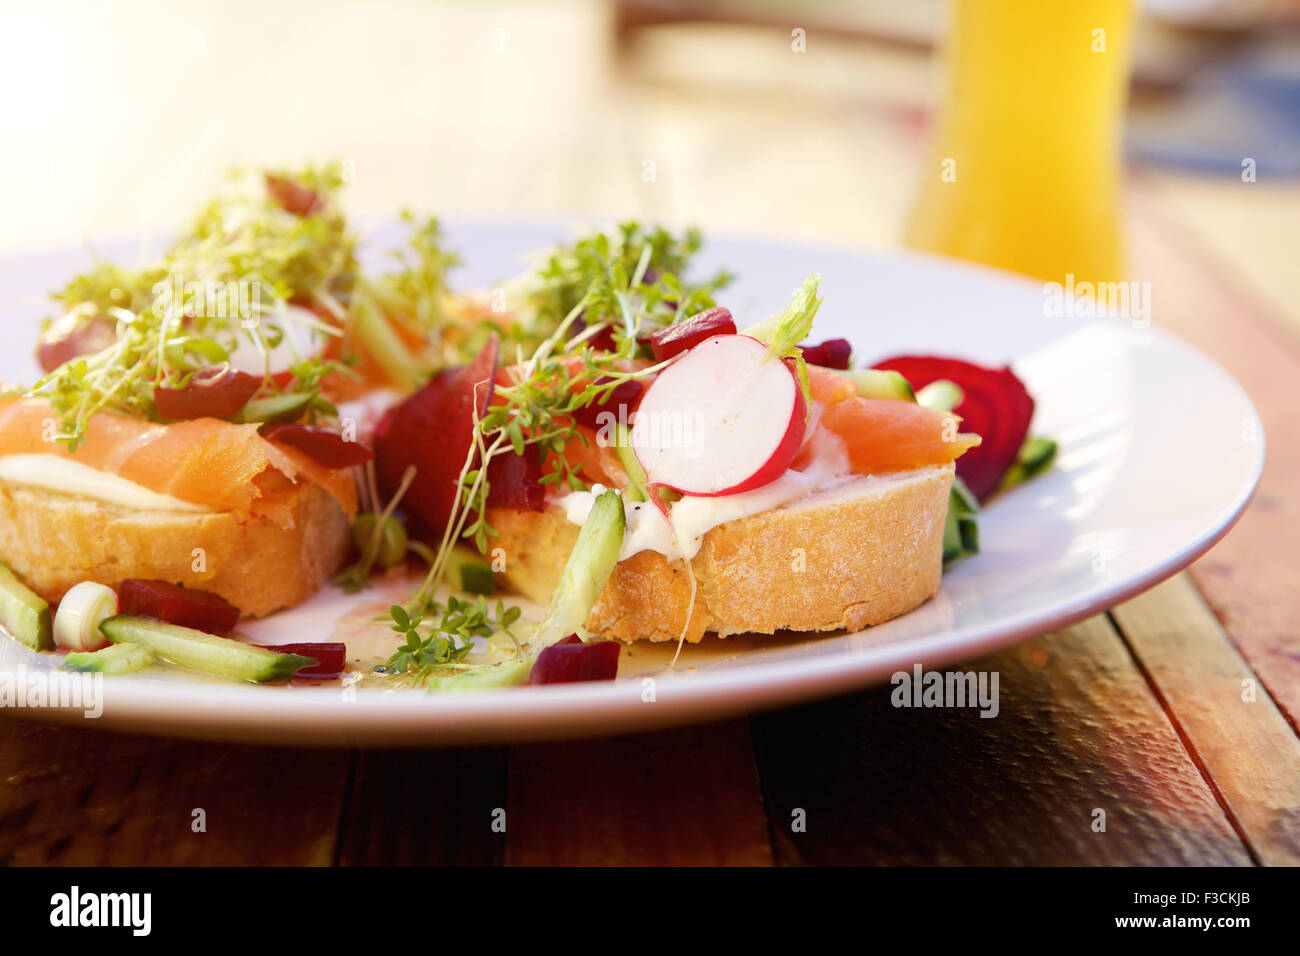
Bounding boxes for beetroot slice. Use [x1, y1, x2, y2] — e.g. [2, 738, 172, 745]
[800, 338, 853, 369]
[154, 367, 262, 422]
[119, 579, 241, 635]
[485, 446, 546, 511]
[649, 307, 736, 361]
[374, 337, 538, 540]
[263, 424, 374, 469]
[254, 642, 345, 678]
[871, 355, 1034, 501]
[528, 637, 621, 685]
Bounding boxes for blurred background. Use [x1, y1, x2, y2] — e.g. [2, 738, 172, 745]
[0, 0, 1297, 325]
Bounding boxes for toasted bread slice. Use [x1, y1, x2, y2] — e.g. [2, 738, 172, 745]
[0, 480, 349, 618]
[491, 463, 953, 642]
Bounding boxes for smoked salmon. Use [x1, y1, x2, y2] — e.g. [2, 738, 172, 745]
[0, 397, 357, 524]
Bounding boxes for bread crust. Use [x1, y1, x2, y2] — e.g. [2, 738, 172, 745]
[491, 464, 953, 642]
[0, 481, 350, 618]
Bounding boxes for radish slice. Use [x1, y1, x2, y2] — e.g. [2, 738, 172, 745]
[631, 334, 806, 496]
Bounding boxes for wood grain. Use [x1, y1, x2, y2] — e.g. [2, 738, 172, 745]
[1128, 184, 1300, 732]
[752, 615, 1252, 865]
[336, 748, 507, 866]
[1110, 574, 1300, 865]
[0, 715, 348, 865]
[504, 719, 773, 865]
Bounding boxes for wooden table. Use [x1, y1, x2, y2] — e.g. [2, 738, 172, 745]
[2, 1, 1298, 866]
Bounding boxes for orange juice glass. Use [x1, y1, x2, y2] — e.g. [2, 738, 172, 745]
[903, 0, 1135, 285]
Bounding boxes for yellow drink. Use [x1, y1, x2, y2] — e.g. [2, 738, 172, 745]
[903, 0, 1135, 285]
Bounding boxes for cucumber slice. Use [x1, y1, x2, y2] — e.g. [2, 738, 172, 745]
[61, 642, 154, 675]
[533, 488, 625, 648]
[100, 615, 316, 683]
[237, 392, 313, 425]
[841, 369, 916, 402]
[613, 424, 649, 503]
[423, 657, 531, 692]
[0, 563, 52, 651]
[351, 294, 422, 392]
[916, 379, 964, 412]
[444, 545, 495, 595]
[942, 476, 981, 567]
[999, 436, 1058, 492]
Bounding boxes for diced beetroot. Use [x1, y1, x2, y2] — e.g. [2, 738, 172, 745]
[871, 355, 1034, 501]
[265, 173, 322, 217]
[263, 424, 373, 469]
[154, 366, 262, 421]
[36, 317, 118, 373]
[571, 317, 617, 353]
[528, 637, 621, 684]
[254, 642, 345, 678]
[485, 446, 546, 511]
[570, 377, 644, 431]
[119, 579, 241, 635]
[373, 337, 500, 539]
[801, 338, 853, 370]
[648, 307, 736, 361]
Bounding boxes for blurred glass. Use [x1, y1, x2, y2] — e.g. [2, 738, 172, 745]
[903, 0, 1136, 284]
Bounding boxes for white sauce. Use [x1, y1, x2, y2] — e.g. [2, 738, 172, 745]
[0, 454, 213, 513]
[558, 427, 852, 562]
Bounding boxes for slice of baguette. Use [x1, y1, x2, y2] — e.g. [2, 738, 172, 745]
[0, 480, 349, 618]
[491, 463, 954, 643]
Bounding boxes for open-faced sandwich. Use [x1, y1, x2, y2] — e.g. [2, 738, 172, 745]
[0, 181, 1055, 688]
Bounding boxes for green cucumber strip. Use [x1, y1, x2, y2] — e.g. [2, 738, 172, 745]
[100, 615, 315, 683]
[613, 424, 648, 503]
[941, 476, 981, 568]
[998, 436, 1059, 492]
[444, 545, 496, 595]
[0, 563, 53, 651]
[423, 657, 531, 693]
[840, 369, 916, 402]
[533, 488, 625, 649]
[237, 392, 313, 424]
[61, 642, 155, 675]
[916, 379, 964, 412]
[351, 293, 422, 392]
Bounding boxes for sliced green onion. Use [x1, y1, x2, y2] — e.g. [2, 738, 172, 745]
[53, 581, 118, 652]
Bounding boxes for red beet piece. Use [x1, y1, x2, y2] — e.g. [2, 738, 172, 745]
[154, 366, 262, 421]
[485, 445, 546, 511]
[571, 317, 618, 353]
[570, 377, 644, 431]
[871, 355, 1034, 501]
[373, 337, 508, 539]
[36, 317, 118, 373]
[253, 642, 345, 678]
[265, 173, 322, 217]
[528, 637, 621, 685]
[649, 307, 736, 361]
[119, 579, 241, 635]
[263, 424, 373, 468]
[800, 338, 853, 369]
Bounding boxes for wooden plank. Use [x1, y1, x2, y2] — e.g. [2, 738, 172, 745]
[335, 747, 508, 866]
[751, 614, 1253, 865]
[1128, 186, 1300, 730]
[0, 715, 349, 865]
[1110, 574, 1300, 865]
[504, 719, 773, 865]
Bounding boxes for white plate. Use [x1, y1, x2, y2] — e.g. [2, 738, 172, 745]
[0, 222, 1264, 745]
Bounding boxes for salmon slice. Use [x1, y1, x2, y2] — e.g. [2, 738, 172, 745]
[819, 396, 980, 474]
[0, 397, 357, 523]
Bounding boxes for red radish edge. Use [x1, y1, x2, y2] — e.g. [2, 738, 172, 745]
[632, 334, 806, 497]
